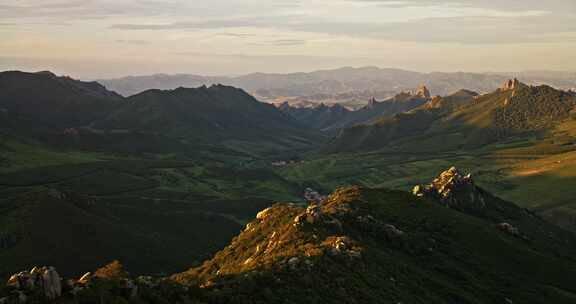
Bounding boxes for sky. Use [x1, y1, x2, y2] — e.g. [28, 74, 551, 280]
[1, 0, 575, 79]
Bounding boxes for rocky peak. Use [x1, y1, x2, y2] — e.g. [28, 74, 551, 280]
[415, 85, 431, 99]
[367, 97, 377, 108]
[500, 78, 525, 91]
[6, 266, 62, 300]
[412, 167, 474, 202]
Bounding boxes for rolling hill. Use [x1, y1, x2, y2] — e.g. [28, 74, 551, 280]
[99, 67, 576, 101]
[327, 79, 576, 153]
[0, 159, 306, 279]
[0, 71, 122, 130]
[0, 71, 326, 158]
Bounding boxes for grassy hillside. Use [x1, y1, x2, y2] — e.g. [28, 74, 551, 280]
[280, 121, 576, 232]
[0, 159, 306, 278]
[171, 186, 576, 304]
[327, 82, 576, 153]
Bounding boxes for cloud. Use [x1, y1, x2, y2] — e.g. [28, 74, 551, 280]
[115, 39, 150, 45]
[352, 0, 575, 12]
[255, 39, 308, 46]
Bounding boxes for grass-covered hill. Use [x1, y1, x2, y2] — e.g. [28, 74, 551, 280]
[96, 85, 322, 152]
[2, 169, 576, 303]
[169, 172, 576, 304]
[327, 80, 576, 153]
[0, 71, 122, 129]
[0, 71, 326, 158]
[0, 159, 305, 279]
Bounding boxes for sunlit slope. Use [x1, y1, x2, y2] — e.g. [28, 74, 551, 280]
[327, 81, 576, 153]
[172, 186, 576, 304]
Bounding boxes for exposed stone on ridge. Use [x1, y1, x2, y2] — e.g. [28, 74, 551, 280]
[6, 266, 62, 300]
[412, 167, 474, 201]
[415, 85, 431, 99]
[500, 78, 526, 92]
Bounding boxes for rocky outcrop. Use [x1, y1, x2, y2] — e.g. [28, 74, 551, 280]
[6, 266, 62, 300]
[496, 223, 520, 236]
[415, 85, 431, 99]
[500, 78, 527, 92]
[412, 167, 474, 201]
[325, 236, 362, 259]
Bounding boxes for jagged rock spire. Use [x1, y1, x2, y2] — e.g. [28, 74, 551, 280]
[415, 85, 431, 99]
[367, 97, 377, 108]
[501, 78, 523, 91]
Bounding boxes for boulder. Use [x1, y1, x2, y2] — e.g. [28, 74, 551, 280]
[256, 207, 273, 221]
[305, 205, 321, 224]
[384, 224, 404, 239]
[77, 272, 92, 285]
[293, 214, 306, 227]
[496, 223, 520, 236]
[288, 257, 300, 271]
[42, 267, 62, 300]
[5, 266, 62, 300]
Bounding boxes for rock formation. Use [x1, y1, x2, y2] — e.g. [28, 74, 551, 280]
[412, 167, 474, 201]
[415, 85, 431, 99]
[6, 266, 62, 300]
[500, 78, 523, 91]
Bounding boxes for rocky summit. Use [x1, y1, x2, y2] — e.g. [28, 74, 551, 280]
[415, 84, 431, 99]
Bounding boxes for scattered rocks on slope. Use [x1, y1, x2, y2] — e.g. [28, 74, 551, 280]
[326, 236, 362, 259]
[284, 257, 314, 272]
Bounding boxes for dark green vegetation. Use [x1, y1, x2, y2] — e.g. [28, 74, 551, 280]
[96, 85, 323, 154]
[4, 183, 575, 303]
[0, 71, 324, 159]
[0, 71, 122, 129]
[0, 71, 322, 283]
[170, 185, 576, 303]
[0, 159, 305, 279]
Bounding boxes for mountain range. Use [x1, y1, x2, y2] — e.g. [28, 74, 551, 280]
[278, 85, 432, 131]
[1, 69, 576, 303]
[99, 67, 576, 105]
[0, 71, 323, 157]
[328, 79, 576, 153]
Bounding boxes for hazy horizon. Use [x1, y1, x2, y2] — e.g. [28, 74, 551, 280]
[1, 0, 575, 79]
